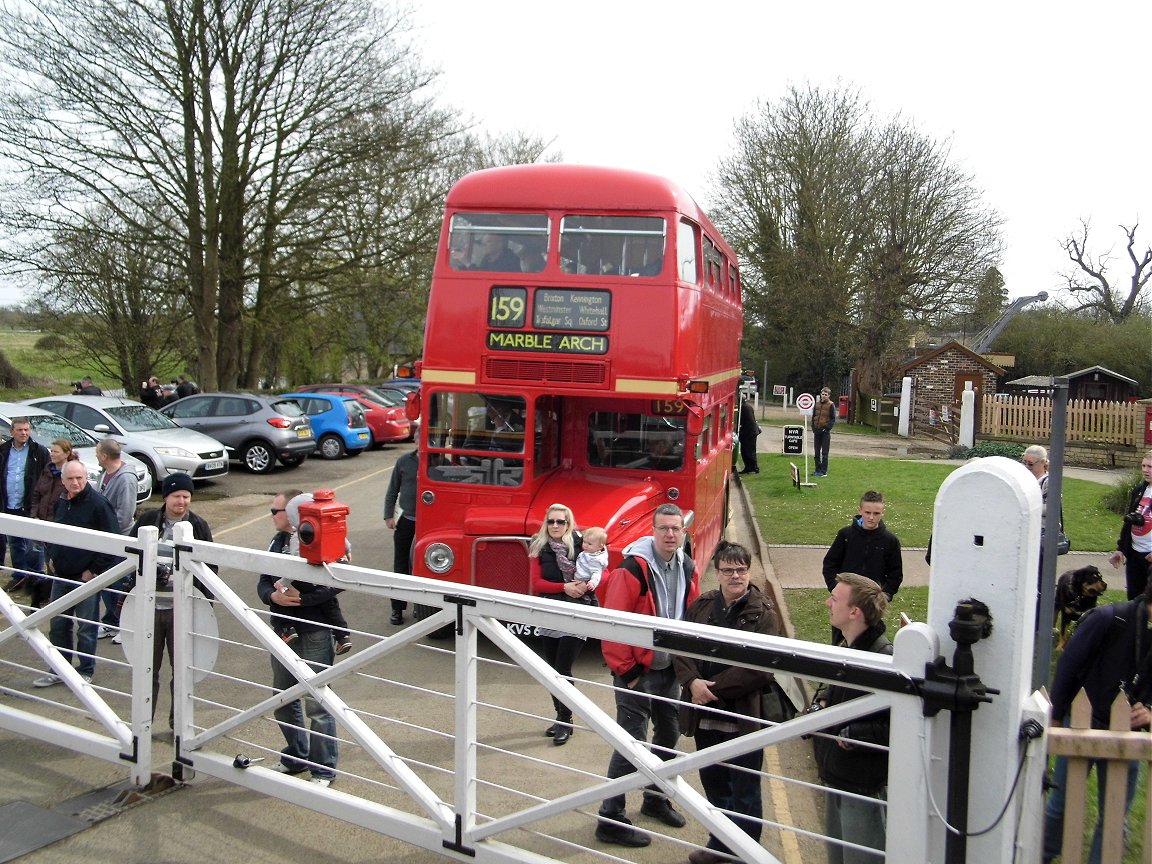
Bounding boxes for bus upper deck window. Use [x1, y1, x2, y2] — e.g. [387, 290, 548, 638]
[559, 215, 665, 277]
[678, 219, 699, 283]
[449, 212, 549, 273]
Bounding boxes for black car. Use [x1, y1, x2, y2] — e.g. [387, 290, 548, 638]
[160, 393, 314, 473]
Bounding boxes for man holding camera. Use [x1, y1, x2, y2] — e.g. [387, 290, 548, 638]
[129, 473, 214, 727]
[1109, 450, 1151, 600]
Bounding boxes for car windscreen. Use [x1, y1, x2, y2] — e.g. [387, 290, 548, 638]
[270, 399, 306, 418]
[29, 414, 98, 447]
[106, 404, 180, 431]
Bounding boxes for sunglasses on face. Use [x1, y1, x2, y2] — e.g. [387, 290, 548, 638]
[546, 518, 567, 526]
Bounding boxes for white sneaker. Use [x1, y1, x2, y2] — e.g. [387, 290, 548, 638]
[97, 626, 115, 639]
[111, 632, 123, 645]
[271, 761, 308, 775]
[80, 674, 92, 684]
[32, 673, 61, 688]
[309, 777, 333, 788]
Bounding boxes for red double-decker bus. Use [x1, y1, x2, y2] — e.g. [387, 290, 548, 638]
[408, 165, 743, 613]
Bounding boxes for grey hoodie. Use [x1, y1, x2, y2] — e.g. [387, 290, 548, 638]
[620, 535, 689, 669]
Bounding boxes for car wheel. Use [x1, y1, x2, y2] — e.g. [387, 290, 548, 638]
[318, 434, 346, 460]
[242, 441, 276, 474]
[279, 455, 305, 467]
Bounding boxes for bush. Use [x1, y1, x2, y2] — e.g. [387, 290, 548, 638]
[1100, 470, 1143, 515]
[33, 333, 69, 351]
[0, 350, 28, 388]
[956, 441, 1027, 460]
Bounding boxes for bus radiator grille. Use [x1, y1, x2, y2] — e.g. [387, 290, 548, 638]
[485, 358, 607, 386]
[472, 539, 530, 594]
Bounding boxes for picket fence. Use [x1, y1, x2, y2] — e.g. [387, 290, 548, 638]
[980, 396, 1145, 447]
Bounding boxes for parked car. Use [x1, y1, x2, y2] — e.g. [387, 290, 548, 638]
[376, 378, 421, 393]
[0, 402, 152, 504]
[294, 383, 415, 443]
[285, 393, 371, 459]
[320, 393, 410, 448]
[23, 395, 229, 486]
[158, 393, 313, 474]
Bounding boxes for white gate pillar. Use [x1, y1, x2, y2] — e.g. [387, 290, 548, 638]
[898, 376, 913, 437]
[958, 384, 975, 449]
[925, 456, 1045, 862]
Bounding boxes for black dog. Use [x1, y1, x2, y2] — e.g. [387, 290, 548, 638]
[1054, 565, 1107, 649]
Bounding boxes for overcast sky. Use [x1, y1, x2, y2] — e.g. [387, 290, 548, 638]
[409, 0, 1151, 303]
[2, 0, 1147, 308]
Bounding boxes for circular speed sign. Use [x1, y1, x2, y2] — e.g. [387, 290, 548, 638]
[796, 392, 815, 413]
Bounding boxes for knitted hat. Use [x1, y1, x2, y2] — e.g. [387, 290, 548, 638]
[161, 473, 195, 498]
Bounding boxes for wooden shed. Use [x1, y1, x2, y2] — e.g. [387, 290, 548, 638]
[1003, 365, 1138, 402]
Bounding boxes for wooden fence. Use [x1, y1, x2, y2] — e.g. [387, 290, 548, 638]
[981, 396, 1146, 446]
[1046, 690, 1151, 864]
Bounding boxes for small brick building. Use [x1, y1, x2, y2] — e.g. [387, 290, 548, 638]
[896, 341, 1005, 435]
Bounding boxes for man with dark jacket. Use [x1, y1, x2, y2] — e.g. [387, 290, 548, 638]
[737, 396, 760, 475]
[33, 460, 121, 687]
[257, 489, 340, 787]
[383, 447, 419, 625]
[1042, 580, 1151, 864]
[1, 416, 51, 591]
[822, 490, 903, 600]
[674, 541, 785, 864]
[595, 503, 700, 848]
[812, 387, 836, 477]
[130, 472, 214, 727]
[813, 573, 893, 864]
[1108, 450, 1151, 599]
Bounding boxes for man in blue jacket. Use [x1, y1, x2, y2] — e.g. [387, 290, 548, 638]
[33, 460, 121, 686]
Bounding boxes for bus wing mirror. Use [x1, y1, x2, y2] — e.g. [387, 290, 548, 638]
[404, 390, 421, 421]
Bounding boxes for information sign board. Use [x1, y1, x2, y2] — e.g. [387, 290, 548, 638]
[783, 425, 804, 455]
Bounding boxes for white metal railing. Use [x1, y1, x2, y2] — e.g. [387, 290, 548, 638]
[0, 479, 1049, 864]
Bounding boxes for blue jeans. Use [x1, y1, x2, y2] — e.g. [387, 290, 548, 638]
[813, 429, 831, 474]
[272, 628, 338, 780]
[47, 574, 99, 677]
[1, 520, 37, 583]
[825, 785, 886, 864]
[599, 666, 680, 817]
[695, 726, 764, 851]
[1043, 753, 1141, 864]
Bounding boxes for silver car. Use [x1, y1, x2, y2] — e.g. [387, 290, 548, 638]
[0, 402, 152, 504]
[24, 395, 229, 486]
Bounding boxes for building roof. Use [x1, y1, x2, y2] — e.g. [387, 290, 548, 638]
[896, 340, 1006, 377]
[1004, 365, 1139, 389]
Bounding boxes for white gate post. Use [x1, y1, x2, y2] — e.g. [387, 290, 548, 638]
[925, 456, 1045, 862]
[898, 376, 913, 437]
[128, 526, 158, 786]
[958, 384, 975, 449]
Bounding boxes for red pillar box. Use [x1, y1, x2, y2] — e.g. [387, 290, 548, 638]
[1145, 406, 1152, 446]
[298, 489, 350, 565]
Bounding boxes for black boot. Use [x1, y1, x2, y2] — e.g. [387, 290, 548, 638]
[552, 707, 573, 746]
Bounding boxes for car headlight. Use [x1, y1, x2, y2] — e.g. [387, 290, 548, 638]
[424, 543, 454, 575]
[154, 447, 196, 458]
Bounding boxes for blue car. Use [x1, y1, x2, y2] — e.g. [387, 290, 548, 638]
[287, 393, 371, 460]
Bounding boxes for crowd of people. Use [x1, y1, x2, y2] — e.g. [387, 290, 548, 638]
[1, 382, 1149, 862]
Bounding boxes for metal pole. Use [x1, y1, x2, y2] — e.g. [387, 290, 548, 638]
[1032, 376, 1068, 690]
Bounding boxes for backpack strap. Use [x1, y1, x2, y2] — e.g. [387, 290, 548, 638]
[620, 555, 650, 596]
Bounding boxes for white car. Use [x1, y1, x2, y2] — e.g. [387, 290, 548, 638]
[24, 395, 228, 486]
[0, 402, 152, 504]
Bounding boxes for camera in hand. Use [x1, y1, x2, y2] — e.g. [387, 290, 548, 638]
[1124, 511, 1146, 527]
[156, 561, 174, 590]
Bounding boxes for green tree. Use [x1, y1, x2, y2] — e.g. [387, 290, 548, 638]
[0, 0, 448, 390]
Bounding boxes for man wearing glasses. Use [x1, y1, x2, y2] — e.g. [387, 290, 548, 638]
[595, 504, 700, 848]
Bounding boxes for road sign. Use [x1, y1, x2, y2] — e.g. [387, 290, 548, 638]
[783, 425, 804, 455]
[772, 384, 786, 397]
[796, 392, 815, 416]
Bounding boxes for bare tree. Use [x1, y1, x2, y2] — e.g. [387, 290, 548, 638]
[1062, 220, 1151, 323]
[712, 84, 1003, 395]
[0, 0, 448, 390]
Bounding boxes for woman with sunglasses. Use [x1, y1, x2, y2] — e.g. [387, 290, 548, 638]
[528, 503, 597, 745]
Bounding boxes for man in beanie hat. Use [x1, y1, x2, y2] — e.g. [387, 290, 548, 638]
[129, 472, 215, 728]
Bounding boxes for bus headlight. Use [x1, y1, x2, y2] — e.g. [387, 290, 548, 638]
[666, 486, 681, 500]
[425, 543, 454, 574]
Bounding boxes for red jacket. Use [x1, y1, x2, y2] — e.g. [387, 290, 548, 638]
[600, 549, 699, 682]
